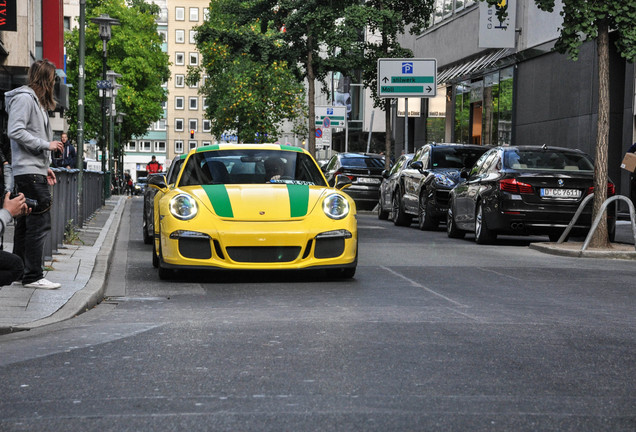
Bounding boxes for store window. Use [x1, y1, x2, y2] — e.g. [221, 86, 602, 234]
[498, 67, 514, 146]
[427, 87, 447, 143]
[454, 81, 471, 143]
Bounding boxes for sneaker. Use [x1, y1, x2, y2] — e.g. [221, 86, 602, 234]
[23, 278, 61, 290]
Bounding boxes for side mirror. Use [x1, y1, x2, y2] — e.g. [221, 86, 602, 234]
[381, 169, 389, 179]
[334, 174, 352, 190]
[148, 173, 168, 190]
[410, 161, 424, 171]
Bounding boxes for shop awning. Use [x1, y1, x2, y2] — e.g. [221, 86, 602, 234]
[437, 49, 514, 84]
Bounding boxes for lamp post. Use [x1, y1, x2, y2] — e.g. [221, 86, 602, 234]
[116, 112, 127, 193]
[90, 13, 119, 200]
[106, 70, 122, 188]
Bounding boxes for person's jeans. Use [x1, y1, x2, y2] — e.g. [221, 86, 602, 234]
[13, 174, 52, 285]
[0, 250, 23, 286]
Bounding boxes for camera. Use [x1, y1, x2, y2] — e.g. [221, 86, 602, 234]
[9, 192, 38, 209]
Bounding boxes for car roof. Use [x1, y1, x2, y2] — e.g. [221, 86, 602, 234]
[338, 152, 384, 158]
[193, 143, 310, 156]
[498, 145, 586, 154]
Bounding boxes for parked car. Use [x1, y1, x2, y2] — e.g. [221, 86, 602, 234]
[378, 153, 413, 220]
[447, 145, 616, 243]
[150, 144, 357, 279]
[133, 177, 148, 195]
[143, 155, 186, 244]
[392, 143, 489, 229]
[322, 152, 385, 210]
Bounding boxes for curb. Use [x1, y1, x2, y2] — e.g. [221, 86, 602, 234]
[529, 242, 636, 260]
[12, 196, 126, 331]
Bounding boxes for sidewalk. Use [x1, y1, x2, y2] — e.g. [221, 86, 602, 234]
[0, 196, 126, 334]
[0, 199, 634, 334]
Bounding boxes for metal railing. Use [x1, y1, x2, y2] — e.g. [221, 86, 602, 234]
[558, 193, 636, 251]
[44, 168, 105, 260]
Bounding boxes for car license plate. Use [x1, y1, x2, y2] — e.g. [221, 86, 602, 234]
[357, 177, 380, 184]
[540, 188, 582, 198]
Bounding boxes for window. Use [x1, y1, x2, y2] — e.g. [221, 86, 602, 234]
[175, 96, 184, 110]
[141, 141, 152, 152]
[175, 74, 185, 87]
[175, 7, 185, 21]
[203, 96, 209, 109]
[175, 140, 184, 154]
[189, 52, 199, 66]
[202, 141, 211, 147]
[189, 78, 198, 88]
[157, 30, 167, 43]
[175, 52, 185, 65]
[155, 119, 167, 131]
[159, 7, 168, 23]
[155, 141, 166, 152]
[161, 100, 167, 110]
[203, 8, 209, 20]
[189, 96, 198, 110]
[64, 16, 71, 31]
[203, 119, 211, 132]
[189, 119, 198, 132]
[126, 141, 136, 152]
[189, 30, 197, 44]
[175, 118, 184, 131]
[175, 29, 185, 43]
[189, 140, 198, 151]
[189, 7, 199, 21]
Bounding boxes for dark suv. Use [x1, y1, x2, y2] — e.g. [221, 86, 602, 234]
[392, 143, 489, 229]
[322, 153, 385, 210]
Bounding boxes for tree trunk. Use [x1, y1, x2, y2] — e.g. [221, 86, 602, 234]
[589, 20, 610, 248]
[306, 33, 316, 157]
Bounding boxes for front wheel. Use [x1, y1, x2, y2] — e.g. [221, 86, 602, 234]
[418, 193, 438, 231]
[475, 202, 496, 244]
[447, 208, 465, 239]
[392, 192, 411, 226]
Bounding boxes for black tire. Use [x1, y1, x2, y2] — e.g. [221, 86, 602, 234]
[447, 208, 465, 239]
[475, 202, 496, 244]
[143, 213, 153, 245]
[392, 192, 411, 226]
[152, 239, 159, 268]
[378, 198, 390, 220]
[417, 192, 438, 231]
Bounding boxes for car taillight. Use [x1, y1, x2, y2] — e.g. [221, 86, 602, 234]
[499, 178, 534, 194]
[587, 182, 615, 196]
[334, 169, 355, 182]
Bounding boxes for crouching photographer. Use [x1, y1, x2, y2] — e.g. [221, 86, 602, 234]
[0, 192, 29, 287]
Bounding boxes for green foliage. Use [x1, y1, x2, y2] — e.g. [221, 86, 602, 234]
[65, 0, 170, 147]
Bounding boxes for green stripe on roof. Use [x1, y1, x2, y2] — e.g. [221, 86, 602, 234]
[280, 145, 302, 152]
[197, 144, 220, 152]
[286, 184, 309, 217]
[202, 184, 233, 218]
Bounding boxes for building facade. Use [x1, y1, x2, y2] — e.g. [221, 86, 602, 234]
[397, 0, 635, 197]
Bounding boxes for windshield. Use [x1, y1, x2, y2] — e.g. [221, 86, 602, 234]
[178, 150, 327, 187]
[431, 147, 488, 169]
[340, 156, 385, 169]
[504, 149, 594, 171]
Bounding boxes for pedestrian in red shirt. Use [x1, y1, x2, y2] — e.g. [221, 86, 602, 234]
[146, 155, 162, 174]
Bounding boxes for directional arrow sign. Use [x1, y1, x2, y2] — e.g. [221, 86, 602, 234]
[377, 58, 437, 98]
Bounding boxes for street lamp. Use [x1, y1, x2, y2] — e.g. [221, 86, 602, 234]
[90, 13, 119, 199]
[106, 70, 122, 184]
[116, 112, 127, 193]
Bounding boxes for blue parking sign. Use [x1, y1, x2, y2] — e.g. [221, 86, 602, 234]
[402, 62, 414, 74]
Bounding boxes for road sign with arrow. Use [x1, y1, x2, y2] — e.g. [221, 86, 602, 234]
[377, 58, 437, 98]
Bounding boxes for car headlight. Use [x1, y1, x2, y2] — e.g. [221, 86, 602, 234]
[323, 193, 350, 220]
[169, 194, 198, 220]
[433, 173, 455, 187]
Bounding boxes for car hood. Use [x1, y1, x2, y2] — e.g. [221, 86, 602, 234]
[186, 184, 330, 221]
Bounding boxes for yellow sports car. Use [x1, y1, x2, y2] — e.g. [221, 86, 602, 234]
[149, 144, 357, 279]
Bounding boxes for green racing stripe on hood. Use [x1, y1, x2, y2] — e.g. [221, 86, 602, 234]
[202, 184, 233, 218]
[286, 184, 309, 217]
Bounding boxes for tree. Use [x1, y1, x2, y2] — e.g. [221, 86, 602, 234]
[334, 1, 435, 169]
[191, 1, 306, 143]
[485, 0, 636, 247]
[65, 0, 170, 152]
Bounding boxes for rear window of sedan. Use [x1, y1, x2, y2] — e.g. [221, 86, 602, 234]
[431, 147, 488, 169]
[178, 150, 327, 186]
[340, 156, 385, 169]
[504, 149, 594, 171]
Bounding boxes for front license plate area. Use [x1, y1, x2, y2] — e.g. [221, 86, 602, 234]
[540, 188, 582, 199]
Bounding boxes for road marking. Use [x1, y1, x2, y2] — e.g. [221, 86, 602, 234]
[380, 266, 469, 308]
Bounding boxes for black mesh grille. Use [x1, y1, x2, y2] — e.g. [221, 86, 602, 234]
[178, 238, 212, 260]
[314, 237, 345, 259]
[226, 246, 301, 263]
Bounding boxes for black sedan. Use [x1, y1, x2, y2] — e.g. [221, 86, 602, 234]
[392, 143, 489, 229]
[447, 145, 616, 243]
[322, 152, 385, 210]
[378, 153, 413, 220]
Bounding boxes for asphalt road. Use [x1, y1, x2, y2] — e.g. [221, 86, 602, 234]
[0, 198, 634, 431]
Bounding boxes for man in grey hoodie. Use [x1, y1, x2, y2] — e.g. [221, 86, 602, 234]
[5, 59, 64, 290]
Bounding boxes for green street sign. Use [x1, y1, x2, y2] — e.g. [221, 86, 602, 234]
[377, 58, 437, 98]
